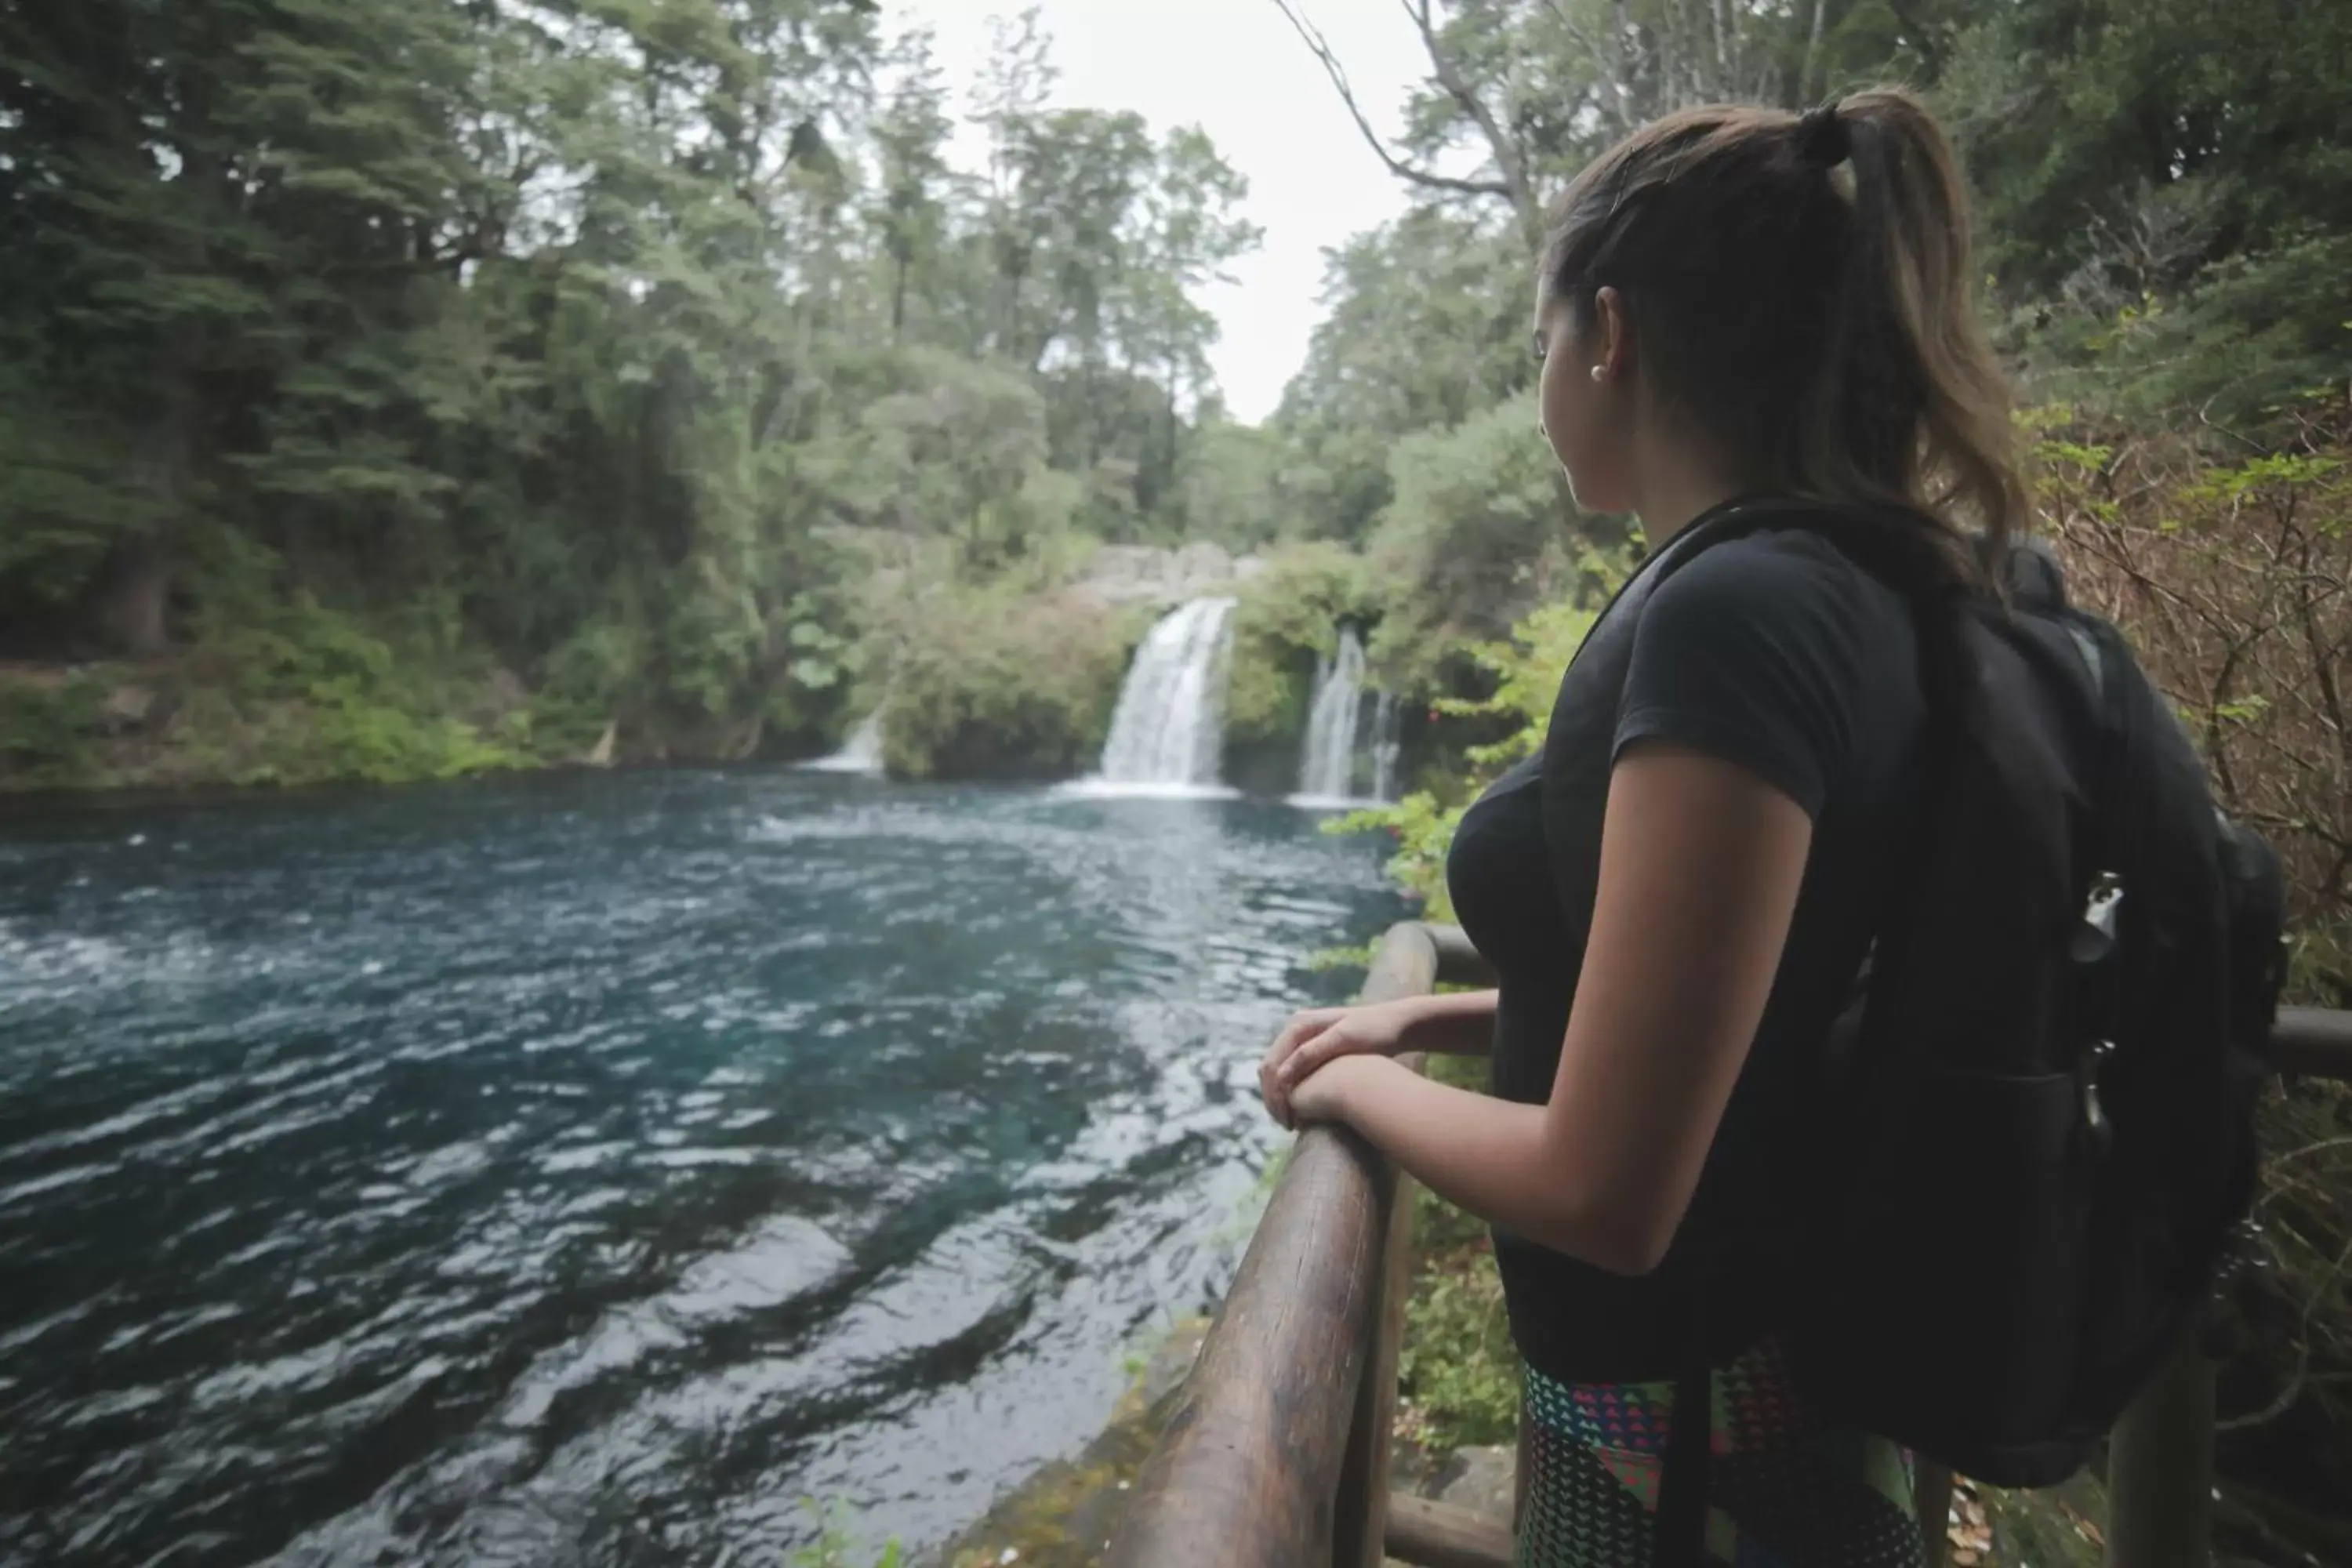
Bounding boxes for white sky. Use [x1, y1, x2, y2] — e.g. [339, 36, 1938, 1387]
[880, 0, 1432, 424]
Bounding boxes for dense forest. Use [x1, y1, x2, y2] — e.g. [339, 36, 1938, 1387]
[0, 0, 1303, 786]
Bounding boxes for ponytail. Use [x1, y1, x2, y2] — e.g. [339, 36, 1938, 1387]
[1540, 88, 2026, 567]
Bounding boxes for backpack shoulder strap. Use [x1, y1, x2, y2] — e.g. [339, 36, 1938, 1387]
[1657, 497, 1978, 605]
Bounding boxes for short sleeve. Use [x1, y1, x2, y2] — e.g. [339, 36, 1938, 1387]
[1611, 535, 1874, 818]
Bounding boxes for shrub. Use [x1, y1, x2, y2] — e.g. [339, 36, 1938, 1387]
[2031, 396, 2352, 1532]
[1225, 542, 1378, 755]
[876, 584, 1141, 781]
[0, 668, 108, 789]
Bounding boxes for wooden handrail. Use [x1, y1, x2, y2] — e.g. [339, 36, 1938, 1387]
[1107, 921, 2351, 1568]
[1431, 920, 2352, 1082]
[1104, 922, 1440, 1568]
[2273, 1005, 2352, 1080]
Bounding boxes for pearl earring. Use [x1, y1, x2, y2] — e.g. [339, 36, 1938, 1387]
[1590, 365, 1606, 383]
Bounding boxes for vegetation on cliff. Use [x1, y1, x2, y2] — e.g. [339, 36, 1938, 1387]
[0, 2, 1279, 790]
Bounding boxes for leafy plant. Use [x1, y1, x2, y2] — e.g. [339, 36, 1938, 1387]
[789, 1499, 904, 1568]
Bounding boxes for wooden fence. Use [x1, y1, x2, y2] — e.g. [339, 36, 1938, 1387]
[1102, 921, 2352, 1568]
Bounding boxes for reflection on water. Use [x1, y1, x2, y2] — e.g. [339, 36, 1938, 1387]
[0, 769, 1404, 1566]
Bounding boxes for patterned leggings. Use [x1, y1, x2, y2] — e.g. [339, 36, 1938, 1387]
[1517, 1336, 1927, 1567]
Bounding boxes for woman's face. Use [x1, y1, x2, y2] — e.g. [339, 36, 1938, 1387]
[1536, 288, 1636, 515]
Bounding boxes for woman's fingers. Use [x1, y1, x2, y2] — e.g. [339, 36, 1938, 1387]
[1260, 1009, 1339, 1127]
[1276, 1025, 1355, 1091]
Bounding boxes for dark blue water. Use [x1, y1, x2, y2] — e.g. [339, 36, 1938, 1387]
[0, 769, 1404, 1566]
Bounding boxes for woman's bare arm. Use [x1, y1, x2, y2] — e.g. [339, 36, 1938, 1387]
[1399, 988, 1499, 1056]
[1285, 740, 1811, 1276]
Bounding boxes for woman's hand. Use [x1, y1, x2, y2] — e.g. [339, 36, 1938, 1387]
[1258, 996, 1424, 1129]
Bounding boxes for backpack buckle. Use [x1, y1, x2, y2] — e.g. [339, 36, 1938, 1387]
[2081, 1038, 2116, 1154]
[2071, 871, 2125, 964]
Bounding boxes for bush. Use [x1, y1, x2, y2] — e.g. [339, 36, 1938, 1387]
[877, 583, 1142, 781]
[0, 668, 108, 788]
[1225, 542, 1379, 757]
[2031, 396, 2352, 1542]
[1329, 589, 1613, 922]
[1362, 401, 1591, 698]
[1396, 1058, 1522, 1451]
[2030, 397, 2352, 996]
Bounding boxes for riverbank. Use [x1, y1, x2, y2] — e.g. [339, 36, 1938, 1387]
[0, 539, 1443, 800]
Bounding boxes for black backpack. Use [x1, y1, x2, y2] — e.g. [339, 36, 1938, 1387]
[1646, 500, 2286, 1526]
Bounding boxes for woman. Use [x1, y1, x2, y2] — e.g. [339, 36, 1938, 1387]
[1258, 89, 2026, 1568]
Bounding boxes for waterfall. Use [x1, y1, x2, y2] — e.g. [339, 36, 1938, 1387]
[1369, 690, 1403, 804]
[804, 710, 884, 775]
[1073, 597, 1239, 797]
[1293, 628, 1368, 804]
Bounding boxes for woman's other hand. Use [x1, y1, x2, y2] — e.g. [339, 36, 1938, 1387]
[1258, 997, 1421, 1129]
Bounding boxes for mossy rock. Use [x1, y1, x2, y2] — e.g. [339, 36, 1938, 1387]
[921, 1318, 1211, 1568]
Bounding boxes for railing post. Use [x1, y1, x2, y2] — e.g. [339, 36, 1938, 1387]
[1104, 922, 1440, 1568]
[1332, 1051, 1425, 1568]
[2103, 1322, 2214, 1568]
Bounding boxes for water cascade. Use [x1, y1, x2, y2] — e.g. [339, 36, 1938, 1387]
[1293, 629, 1369, 805]
[1369, 690, 1403, 804]
[1079, 597, 1239, 795]
[804, 710, 884, 775]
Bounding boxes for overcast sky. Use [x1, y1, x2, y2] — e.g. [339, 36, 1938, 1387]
[881, 0, 1435, 425]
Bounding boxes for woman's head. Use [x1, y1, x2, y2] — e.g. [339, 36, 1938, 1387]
[1534, 89, 2024, 562]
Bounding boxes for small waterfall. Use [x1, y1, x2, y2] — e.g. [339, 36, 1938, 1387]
[1369, 690, 1403, 804]
[1294, 628, 1368, 804]
[804, 710, 884, 775]
[1076, 597, 1239, 796]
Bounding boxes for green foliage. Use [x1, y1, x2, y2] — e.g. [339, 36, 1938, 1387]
[192, 583, 535, 787]
[788, 1499, 903, 1568]
[0, 672, 110, 789]
[875, 585, 1139, 781]
[1362, 401, 1598, 701]
[1224, 543, 1377, 751]
[1397, 1052, 1522, 1452]
[1328, 585, 1614, 923]
[0, 0, 1265, 788]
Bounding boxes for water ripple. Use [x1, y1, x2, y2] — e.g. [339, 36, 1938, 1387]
[0, 771, 1404, 1566]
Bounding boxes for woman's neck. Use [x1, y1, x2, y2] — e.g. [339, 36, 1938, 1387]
[1632, 464, 1752, 552]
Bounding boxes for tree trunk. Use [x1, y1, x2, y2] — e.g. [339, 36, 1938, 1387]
[91, 361, 198, 656]
[93, 535, 173, 657]
[1802, 0, 1830, 103]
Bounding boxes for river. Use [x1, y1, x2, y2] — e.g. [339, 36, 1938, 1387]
[0, 769, 1406, 1567]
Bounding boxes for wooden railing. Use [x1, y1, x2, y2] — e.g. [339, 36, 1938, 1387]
[1103, 921, 2352, 1568]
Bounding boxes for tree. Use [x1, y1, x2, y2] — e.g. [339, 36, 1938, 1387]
[0, 0, 1269, 782]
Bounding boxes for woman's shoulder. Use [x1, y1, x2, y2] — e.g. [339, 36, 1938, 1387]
[1646, 516, 1913, 651]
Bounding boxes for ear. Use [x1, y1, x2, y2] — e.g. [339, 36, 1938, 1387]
[1591, 285, 1635, 383]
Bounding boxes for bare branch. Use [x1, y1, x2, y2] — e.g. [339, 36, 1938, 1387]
[1540, 0, 1635, 134]
[1399, 0, 1541, 243]
[1266, 0, 1513, 206]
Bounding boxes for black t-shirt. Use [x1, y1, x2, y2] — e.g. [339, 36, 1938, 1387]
[1445, 502, 1929, 1383]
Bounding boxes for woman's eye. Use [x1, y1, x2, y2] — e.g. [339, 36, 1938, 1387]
[1530, 332, 1547, 362]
